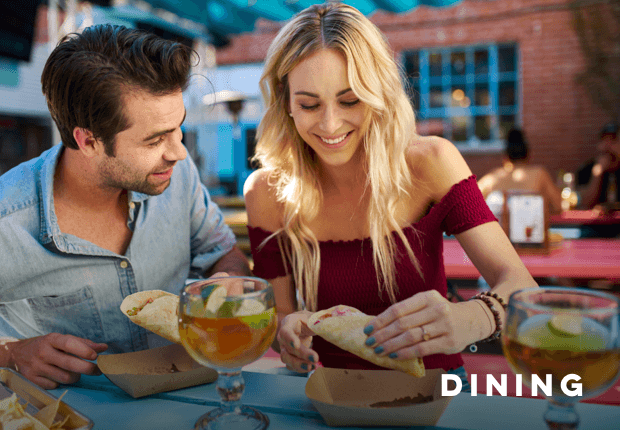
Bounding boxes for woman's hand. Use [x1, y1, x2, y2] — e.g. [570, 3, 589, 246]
[276, 310, 319, 373]
[362, 290, 491, 360]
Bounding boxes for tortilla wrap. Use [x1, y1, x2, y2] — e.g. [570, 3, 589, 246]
[308, 305, 425, 378]
[120, 290, 181, 344]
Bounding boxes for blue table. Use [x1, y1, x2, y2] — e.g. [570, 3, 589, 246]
[51, 371, 620, 430]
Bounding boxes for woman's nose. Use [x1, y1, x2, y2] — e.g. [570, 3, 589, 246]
[319, 105, 342, 134]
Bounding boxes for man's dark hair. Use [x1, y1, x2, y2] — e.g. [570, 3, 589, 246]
[41, 24, 194, 155]
[600, 122, 618, 139]
[506, 128, 528, 161]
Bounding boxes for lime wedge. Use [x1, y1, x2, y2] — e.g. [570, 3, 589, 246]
[235, 299, 266, 317]
[548, 314, 583, 337]
[202, 285, 227, 314]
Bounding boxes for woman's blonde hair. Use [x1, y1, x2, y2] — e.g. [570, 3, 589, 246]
[253, 2, 421, 311]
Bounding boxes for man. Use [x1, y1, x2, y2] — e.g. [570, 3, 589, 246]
[577, 122, 620, 210]
[0, 25, 251, 389]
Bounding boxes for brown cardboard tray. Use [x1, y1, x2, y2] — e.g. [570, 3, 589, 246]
[305, 367, 452, 427]
[0, 368, 93, 429]
[97, 343, 218, 398]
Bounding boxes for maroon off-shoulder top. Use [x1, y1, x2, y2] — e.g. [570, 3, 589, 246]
[248, 175, 496, 371]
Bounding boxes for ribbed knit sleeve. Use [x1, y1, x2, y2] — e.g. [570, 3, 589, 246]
[439, 175, 497, 236]
[247, 226, 290, 279]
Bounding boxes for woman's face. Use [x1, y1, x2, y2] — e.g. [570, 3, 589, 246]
[287, 49, 366, 169]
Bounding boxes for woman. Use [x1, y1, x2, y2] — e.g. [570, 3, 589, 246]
[477, 128, 562, 215]
[244, 2, 537, 380]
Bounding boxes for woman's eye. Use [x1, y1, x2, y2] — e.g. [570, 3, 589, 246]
[300, 104, 319, 111]
[341, 100, 360, 107]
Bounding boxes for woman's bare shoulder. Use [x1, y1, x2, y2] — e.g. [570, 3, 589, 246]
[243, 168, 283, 231]
[405, 135, 473, 200]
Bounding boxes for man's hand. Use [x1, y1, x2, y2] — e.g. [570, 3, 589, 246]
[5, 333, 108, 389]
[207, 246, 252, 277]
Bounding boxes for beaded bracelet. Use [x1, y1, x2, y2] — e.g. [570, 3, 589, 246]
[468, 291, 508, 352]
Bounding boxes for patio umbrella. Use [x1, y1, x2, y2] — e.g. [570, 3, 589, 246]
[113, 0, 463, 45]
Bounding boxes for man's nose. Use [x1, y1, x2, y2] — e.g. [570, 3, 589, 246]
[164, 128, 187, 162]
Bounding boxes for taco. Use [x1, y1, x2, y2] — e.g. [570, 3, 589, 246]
[308, 305, 425, 378]
[121, 290, 181, 344]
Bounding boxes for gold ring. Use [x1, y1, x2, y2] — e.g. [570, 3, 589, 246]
[420, 325, 430, 342]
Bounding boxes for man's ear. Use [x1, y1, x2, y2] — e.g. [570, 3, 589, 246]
[73, 127, 102, 157]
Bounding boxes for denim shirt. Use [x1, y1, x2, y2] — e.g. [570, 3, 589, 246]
[0, 145, 237, 353]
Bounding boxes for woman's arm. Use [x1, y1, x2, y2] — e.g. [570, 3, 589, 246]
[538, 167, 563, 215]
[362, 137, 537, 359]
[244, 169, 317, 372]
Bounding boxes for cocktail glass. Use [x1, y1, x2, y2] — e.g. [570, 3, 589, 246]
[502, 287, 620, 429]
[179, 276, 278, 430]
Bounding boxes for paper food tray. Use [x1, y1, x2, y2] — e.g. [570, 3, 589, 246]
[305, 367, 452, 427]
[0, 367, 93, 430]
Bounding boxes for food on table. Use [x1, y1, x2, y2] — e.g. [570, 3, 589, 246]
[369, 393, 434, 408]
[121, 290, 181, 344]
[308, 305, 426, 377]
[0, 392, 69, 430]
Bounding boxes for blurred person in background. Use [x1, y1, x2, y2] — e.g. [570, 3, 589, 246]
[576, 122, 620, 210]
[243, 2, 537, 385]
[478, 128, 562, 215]
[0, 25, 251, 389]
[575, 122, 620, 238]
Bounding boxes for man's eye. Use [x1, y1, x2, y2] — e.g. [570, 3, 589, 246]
[149, 136, 165, 146]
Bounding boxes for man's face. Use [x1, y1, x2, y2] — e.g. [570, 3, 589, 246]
[97, 90, 187, 195]
[599, 132, 620, 157]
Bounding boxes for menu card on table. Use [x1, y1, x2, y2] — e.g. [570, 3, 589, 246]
[505, 192, 550, 255]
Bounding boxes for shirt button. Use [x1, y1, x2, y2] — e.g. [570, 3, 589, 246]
[120, 261, 128, 269]
[129, 202, 135, 209]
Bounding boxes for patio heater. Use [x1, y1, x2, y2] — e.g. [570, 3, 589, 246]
[203, 90, 248, 196]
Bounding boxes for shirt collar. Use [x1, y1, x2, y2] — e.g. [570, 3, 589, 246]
[37, 145, 152, 245]
[38, 144, 63, 244]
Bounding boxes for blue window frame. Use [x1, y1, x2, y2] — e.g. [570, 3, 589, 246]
[403, 44, 519, 151]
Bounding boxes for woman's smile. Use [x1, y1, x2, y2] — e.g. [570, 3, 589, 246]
[318, 131, 352, 148]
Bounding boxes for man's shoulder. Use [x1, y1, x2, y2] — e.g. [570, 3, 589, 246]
[0, 156, 43, 219]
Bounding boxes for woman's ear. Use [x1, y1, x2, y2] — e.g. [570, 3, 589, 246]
[72, 127, 101, 157]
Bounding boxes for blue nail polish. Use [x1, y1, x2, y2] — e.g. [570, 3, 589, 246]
[290, 341, 294, 348]
[374, 346, 384, 354]
[308, 355, 315, 362]
[301, 363, 308, 370]
[389, 352, 398, 359]
[363, 325, 374, 335]
[365, 336, 375, 346]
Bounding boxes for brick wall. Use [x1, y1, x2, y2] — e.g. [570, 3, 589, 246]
[215, 0, 614, 179]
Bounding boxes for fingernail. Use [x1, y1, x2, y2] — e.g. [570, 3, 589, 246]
[290, 341, 294, 348]
[363, 325, 374, 335]
[374, 346, 384, 354]
[301, 363, 308, 370]
[365, 336, 376, 346]
[389, 352, 398, 359]
[308, 355, 315, 362]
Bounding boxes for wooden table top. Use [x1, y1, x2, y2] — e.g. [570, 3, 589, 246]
[443, 238, 620, 280]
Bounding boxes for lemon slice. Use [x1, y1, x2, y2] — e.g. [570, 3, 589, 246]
[201, 285, 227, 314]
[235, 299, 266, 317]
[548, 314, 583, 337]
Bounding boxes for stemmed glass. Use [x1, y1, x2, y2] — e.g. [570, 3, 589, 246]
[179, 276, 278, 430]
[502, 287, 620, 429]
